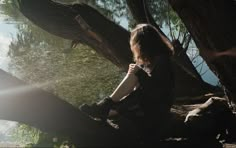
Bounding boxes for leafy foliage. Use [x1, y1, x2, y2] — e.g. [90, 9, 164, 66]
[0, 0, 22, 22]
[8, 14, 123, 106]
[10, 124, 40, 146]
[11, 123, 75, 147]
[0, 0, 218, 146]
[3, 0, 123, 146]
[147, 0, 188, 40]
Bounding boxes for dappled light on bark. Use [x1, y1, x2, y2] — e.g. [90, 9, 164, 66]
[0, 0, 235, 147]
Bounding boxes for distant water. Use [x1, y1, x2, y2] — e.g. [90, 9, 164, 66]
[0, 23, 13, 71]
[118, 18, 219, 86]
[0, 2, 219, 144]
[0, 17, 18, 143]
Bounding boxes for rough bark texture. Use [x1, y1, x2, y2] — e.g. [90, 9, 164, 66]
[126, 0, 164, 35]
[125, 0, 220, 97]
[0, 69, 126, 147]
[18, 0, 220, 98]
[1, 69, 233, 147]
[18, 0, 132, 70]
[1, 0, 234, 147]
[126, 0, 201, 81]
[169, 0, 236, 103]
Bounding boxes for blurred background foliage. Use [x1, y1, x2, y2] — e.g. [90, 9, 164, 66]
[1, 0, 124, 146]
[0, 0, 213, 147]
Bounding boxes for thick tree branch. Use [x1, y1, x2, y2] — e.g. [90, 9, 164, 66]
[0, 69, 231, 147]
[169, 0, 236, 103]
[125, 0, 219, 94]
[125, 0, 173, 46]
[18, 0, 132, 70]
[0, 0, 233, 147]
[17, 0, 219, 99]
[0, 69, 125, 147]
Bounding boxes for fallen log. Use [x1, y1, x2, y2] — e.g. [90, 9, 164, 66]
[0, 69, 235, 147]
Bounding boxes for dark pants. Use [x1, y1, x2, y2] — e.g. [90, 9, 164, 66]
[113, 89, 172, 144]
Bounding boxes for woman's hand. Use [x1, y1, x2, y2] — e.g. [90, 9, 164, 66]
[128, 64, 141, 75]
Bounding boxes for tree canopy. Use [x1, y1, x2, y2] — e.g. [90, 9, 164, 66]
[0, 0, 235, 147]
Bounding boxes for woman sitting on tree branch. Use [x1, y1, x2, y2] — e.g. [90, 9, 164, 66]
[80, 24, 175, 143]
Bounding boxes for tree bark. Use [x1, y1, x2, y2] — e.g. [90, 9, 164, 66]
[0, 69, 129, 147]
[17, 0, 220, 98]
[1, 69, 232, 147]
[168, 0, 236, 103]
[4, 0, 234, 146]
[125, 0, 221, 97]
[125, 0, 201, 80]
[18, 0, 132, 70]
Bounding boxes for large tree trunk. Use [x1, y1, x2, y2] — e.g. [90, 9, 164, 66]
[125, 0, 221, 98]
[17, 0, 220, 98]
[18, 0, 132, 70]
[126, 0, 201, 81]
[168, 0, 236, 103]
[1, 69, 232, 147]
[0, 69, 127, 147]
[3, 0, 234, 147]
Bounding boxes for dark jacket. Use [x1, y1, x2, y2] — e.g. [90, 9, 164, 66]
[117, 55, 175, 139]
[136, 55, 175, 115]
[117, 55, 175, 118]
[135, 55, 175, 141]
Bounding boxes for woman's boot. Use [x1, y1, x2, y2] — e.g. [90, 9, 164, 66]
[79, 97, 115, 120]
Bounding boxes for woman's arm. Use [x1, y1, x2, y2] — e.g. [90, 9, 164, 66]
[110, 64, 140, 102]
